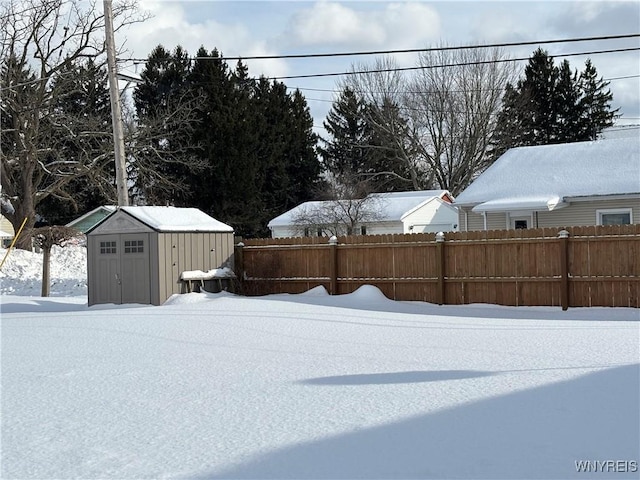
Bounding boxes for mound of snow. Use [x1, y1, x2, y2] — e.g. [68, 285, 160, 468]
[344, 284, 390, 302]
[299, 285, 330, 296]
[0, 245, 87, 297]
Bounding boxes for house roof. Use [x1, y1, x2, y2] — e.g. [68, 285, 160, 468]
[455, 137, 640, 212]
[268, 190, 452, 228]
[120, 206, 233, 232]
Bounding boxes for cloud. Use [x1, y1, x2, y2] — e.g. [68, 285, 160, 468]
[284, 2, 441, 49]
[120, 1, 289, 79]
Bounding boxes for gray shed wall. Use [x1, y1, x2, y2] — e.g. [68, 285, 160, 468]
[157, 231, 235, 303]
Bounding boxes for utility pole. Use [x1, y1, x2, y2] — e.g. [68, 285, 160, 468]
[103, 0, 129, 206]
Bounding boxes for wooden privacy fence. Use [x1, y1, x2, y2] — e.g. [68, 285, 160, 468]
[234, 225, 640, 309]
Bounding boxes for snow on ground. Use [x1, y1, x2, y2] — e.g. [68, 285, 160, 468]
[1, 246, 639, 479]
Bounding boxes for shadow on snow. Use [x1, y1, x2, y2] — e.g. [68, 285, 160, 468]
[199, 364, 639, 479]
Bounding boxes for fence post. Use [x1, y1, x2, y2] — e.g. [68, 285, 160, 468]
[435, 231, 446, 305]
[329, 235, 338, 295]
[234, 241, 244, 282]
[558, 230, 570, 311]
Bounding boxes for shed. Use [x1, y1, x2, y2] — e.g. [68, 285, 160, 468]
[87, 206, 234, 306]
[66, 205, 116, 233]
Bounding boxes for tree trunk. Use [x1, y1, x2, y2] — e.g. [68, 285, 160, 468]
[12, 216, 35, 251]
[41, 246, 51, 297]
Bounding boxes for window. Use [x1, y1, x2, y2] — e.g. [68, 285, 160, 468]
[597, 208, 632, 226]
[303, 227, 310, 237]
[360, 225, 367, 235]
[124, 240, 144, 253]
[514, 220, 528, 229]
[100, 241, 116, 254]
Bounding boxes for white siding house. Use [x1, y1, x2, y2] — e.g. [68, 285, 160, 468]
[455, 137, 640, 230]
[268, 190, 459, 238]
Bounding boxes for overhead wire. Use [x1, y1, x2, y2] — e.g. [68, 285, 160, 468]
[120, 33, 640, 64]
[271, 46, 640, 80]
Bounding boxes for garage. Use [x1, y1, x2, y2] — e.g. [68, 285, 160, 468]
[87, 206, 234, 306]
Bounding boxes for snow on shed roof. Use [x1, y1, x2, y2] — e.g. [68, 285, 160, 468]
[268, 190, 451, 227]
[455, 137, 640, 209]
[121, 206, 233, 232]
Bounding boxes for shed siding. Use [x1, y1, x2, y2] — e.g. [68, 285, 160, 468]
[157, 231, 235, 301]
[149, 234, 160, 306]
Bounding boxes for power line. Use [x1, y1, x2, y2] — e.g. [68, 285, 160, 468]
[293, 73, 640, 96]
[271, 47, 640, 80]
[120, 33, 640, 64]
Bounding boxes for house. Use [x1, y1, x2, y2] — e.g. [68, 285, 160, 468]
[267, 190, 458, 238]
[86, 206, 234, 306]
[0, 215, 15, 248]
[66, 205, 116, 233]
[454, 137, 640, 231]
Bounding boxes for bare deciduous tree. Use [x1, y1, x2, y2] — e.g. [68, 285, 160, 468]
[343, 57, 427, 191]
[28, 225, 82, 296]
[341, 47, 516, 196]
[292, 175, 383, 237]
[407, 46, 517, 195]
[0, 0, 145, 249]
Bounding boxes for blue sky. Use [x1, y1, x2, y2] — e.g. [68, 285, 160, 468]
[119, 1, 640, 136]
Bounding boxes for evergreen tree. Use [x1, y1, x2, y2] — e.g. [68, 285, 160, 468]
[491, 49, 619, 157]
[133, 45, 200, 206]
[577, 59, 618, 140]
[318, 87, 369, 196]
[553, 60, 582, 143]
[283, 89, 325, 205]
[362, 99, 415, 192]
[132, 46, 324, 237]
[519, 48, 558, 145]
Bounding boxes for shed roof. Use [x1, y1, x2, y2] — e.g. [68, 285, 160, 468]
[455, 137, 640, 212]
[120, 206, 233, 232]
[66, 206, 117, 231]
[268, 190, 451, 228]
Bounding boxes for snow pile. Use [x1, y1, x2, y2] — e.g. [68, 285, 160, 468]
[0, 245, 87, 296]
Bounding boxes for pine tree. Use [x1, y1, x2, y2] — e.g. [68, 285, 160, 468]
[519, 48, 558, 145]
[490, 49, 620, 157]
[133, 45, 200, 206]
[553, 60, 582, 143]
[318, 87, 369, 195]
[362, 98, 415, 192]
[577, 59, 618, 140]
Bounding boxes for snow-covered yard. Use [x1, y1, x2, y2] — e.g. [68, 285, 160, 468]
[1, 246, 638, 479]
